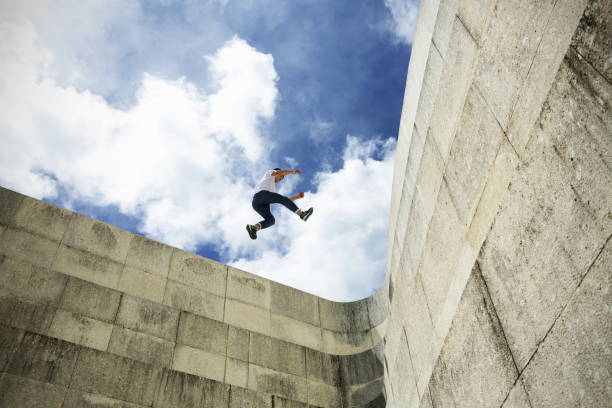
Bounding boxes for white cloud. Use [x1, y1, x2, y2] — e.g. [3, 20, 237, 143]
[384, 0, 420, 44]
[0, 0, 143, 95]
[233, 136, 395, 301]
[0, 21, 277, 254]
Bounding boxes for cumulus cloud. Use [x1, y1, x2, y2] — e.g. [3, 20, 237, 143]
[0, 20, 277, 254]
[234, 136, 395, 301]
[384, 0, 420, 44]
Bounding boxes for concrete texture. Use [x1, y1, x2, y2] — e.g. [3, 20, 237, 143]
[0, 0, 609, 406]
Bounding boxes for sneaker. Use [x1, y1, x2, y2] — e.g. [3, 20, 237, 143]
[300, 207, 313, 221]
[246, 224, 257, 240]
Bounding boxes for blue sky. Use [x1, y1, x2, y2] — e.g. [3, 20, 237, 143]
[0, 0, 419, 301]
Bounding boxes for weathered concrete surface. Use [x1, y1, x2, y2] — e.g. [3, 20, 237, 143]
[0, 187, 386, 407]
[385, 0, 610, 406]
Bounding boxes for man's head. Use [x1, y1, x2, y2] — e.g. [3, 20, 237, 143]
[273, 168, 284, 183]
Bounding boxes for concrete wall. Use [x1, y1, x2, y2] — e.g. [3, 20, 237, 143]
[384, 0, 610, 406]
[0, 1, 609, 407]
[0, 187, 388, 407]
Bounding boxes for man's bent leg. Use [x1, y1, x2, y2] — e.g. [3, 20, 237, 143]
[252, 199, 275, 229]
[264, 191, 299, 213]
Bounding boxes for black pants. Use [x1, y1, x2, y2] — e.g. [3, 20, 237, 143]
[252, 190, 298, 229]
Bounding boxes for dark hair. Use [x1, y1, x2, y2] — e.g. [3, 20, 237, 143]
[273, 168, 281, 171]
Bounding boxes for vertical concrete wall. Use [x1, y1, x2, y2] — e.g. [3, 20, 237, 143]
[385, 0, 610, 406]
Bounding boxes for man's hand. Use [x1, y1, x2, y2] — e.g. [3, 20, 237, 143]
[290, 192, 305, 201]
[273, 169, 301, 177]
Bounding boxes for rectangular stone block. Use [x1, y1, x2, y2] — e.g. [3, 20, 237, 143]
[154, 370, 208, 408]
[419, 181, 464, 325]
[474, 0, 557, 129]
[307, 379, 341, 407]
[431, 0, 459, 57]
[118, 266, 166, 304]
[525, 47, 611, 231]
[225, 357, 248, 388]
[433, 244, 477, 354]
[0, 324, 24, 372]
[72, 348, 163, 406]
[478, 166, 603, 368]
[444, 83, 505, 224]
[366, 283, 389, 328]
[125, 234, 172, 278]
[322, 329, 372, 355]
[0, 187, 24, 227]
[7, 332, 79, 386]
[429, 16, 478, 161]
[227, 325, 249, 362]
[249, 332, 306, 377]
[506, 0, 589, 155]
[172, 344, 225, 382]
[403, 275, 439, 394]
[154, 370, 229, 408]
[0, 373, 66, 408]
[0, 255, 67, 305]
[52, 244, 123, 289]
[62, 214, 132, 264]
[395, 177, 414, 250]
[414, 43, 444, 137]
[12, 197, 73, 242]
[389, 331, 419, 408]
[318, 298, 369, 332]
[428, 267, 518, 407]
[465, 140, 518, 251]
[270, 282, 319, 326]
[248, 364, 307, 403]
[177, 311, 228, 355]
[60, 277, 121, 323]
[339, 348, 384, 386]
[108, 326, 174, 367]
[229, 387, 271, 408]
[1, 296, 57, 334]
[169, 249, 227, 297]
[48, 310, 113, 351]
[64, 389, 148, 408]
[116, 294, 180, 342]
[519, 240, 611, 408]
[163, 280, 225, 322]
[306, 348, 341, 386]
[224, 298, 270, 336]
[227, 266, 270, 309]
[0, 227, 59, 269]
[270, 313, 322, 351]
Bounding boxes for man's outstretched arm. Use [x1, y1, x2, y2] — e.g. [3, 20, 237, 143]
[290, 192, 304, 201]
[272, 169, 300, 176]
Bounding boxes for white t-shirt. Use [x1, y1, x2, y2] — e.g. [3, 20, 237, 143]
[256, 170, 276, 193]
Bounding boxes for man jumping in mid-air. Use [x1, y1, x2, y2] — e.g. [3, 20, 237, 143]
[246, 168, 313, 240]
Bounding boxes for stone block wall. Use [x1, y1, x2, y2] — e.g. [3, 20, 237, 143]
[384, 0, 610, 406]
[0, 187, 387, 407]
